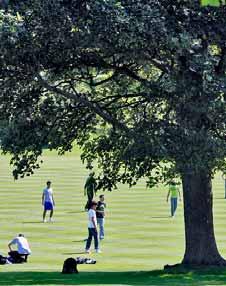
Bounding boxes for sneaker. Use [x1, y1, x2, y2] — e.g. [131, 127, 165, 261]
[100, 236, 104, 240]
[85, 249, 91, 254]
[43, 219, 46, 223]
[49, 218, 53, 222]
[95, 249, 102, 253]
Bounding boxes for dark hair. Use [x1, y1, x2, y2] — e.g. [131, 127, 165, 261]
[99, 195, 104, 199]
[18, 234, 24, 237]
[91, 201, 97, 206]
[47, 181, 51, 185]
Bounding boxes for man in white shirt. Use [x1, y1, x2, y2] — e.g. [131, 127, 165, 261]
[8, 234, 31, 263]
[42, 181, 55, 222]
[85, 201, 101, 253]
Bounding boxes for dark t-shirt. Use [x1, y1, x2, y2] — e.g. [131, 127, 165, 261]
[96, 201, 106, 218]
[84, 176, 96, 194]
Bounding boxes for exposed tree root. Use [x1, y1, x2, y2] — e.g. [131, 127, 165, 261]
[164, 259, 226, 273]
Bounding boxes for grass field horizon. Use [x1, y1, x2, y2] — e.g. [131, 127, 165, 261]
[0, 152, 226, 285]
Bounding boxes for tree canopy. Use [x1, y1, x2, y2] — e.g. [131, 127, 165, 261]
[0, 0, 225, 187]
[1, 0, 226, 267]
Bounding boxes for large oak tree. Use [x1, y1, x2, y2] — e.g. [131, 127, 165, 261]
[0, 0, 226, 267]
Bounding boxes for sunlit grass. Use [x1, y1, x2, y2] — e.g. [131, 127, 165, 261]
[202, 0, 222, 6]
[0, 153, 225, 285]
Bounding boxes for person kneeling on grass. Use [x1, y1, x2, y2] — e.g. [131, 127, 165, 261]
[8, 234, 31, 263]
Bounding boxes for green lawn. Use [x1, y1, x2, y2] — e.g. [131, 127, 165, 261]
[0, 152, 226, 285]
[202, 0, 222, 5]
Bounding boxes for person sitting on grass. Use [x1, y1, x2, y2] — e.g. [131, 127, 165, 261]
[8, 234, 31, 263]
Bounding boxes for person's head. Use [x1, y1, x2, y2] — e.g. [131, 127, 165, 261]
[89, 172, 95, 177]
[99, 194, 104, 202]
[46, 181, 51, 187]
[90, 201, 97, 209]
[18, 234, 24, 237]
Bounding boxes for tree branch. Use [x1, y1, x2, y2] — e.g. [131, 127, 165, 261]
[37, 74, 131, 134]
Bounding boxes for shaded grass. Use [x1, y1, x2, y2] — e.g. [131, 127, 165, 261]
[1, 269, 226, 285]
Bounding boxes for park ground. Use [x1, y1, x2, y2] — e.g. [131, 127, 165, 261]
[0, 150, 226, 285]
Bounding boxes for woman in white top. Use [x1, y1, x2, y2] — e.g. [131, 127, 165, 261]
[85, 201, 101, 253]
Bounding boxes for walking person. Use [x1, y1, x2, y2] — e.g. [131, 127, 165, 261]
[8, 233, 31, 263]
[42, 181, 55, 222]
[96, 195, 106, 240]
[166, 181, 181, 217]
[84, 172, 97, 210]
[85, 201, 101, 253]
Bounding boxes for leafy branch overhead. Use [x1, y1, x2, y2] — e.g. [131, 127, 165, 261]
[0, 1, 226, 188]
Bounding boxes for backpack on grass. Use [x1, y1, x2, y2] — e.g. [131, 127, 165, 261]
[62, 257, 78, 274]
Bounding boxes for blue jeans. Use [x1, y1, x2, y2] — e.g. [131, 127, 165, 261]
[85, 228, 99, 250]
[171, 198, 178, 216]
[97, 218, 105, 239]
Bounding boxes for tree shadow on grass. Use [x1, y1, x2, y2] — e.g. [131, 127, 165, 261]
[23, 222, 44, 224]
[67, 211, 85, 214]
[151, 216, 170, 219]
[62, 252, 86, 255]
[1, 269, 226, 285]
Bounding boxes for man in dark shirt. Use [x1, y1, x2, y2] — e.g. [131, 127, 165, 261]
[84, 172, 97, 210]
[96, 195, 106, 240]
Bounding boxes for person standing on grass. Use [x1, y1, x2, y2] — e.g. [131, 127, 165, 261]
[85, 201, 101, 253]
[84, 172, 97, 210]
[166, 181, 181, 217]
[42, 181, 55, 222]
[96, 195, 106, 240]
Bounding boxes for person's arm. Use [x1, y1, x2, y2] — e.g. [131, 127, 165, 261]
[42, 192, 44, 205]
[166, 190, 170, 202]
[93, 178, 97, 195]
[91, 216, 97, 231]
[84, 179, 88, 196]
[8, 242, 13, 251]
[8, 239, 15, 251]
[52, 194, 55, 206]
[96, 210, 104, 214]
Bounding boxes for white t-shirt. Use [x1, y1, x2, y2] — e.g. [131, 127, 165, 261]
[88, 209, 97, 228]
[10, 236, 31, 254]
[43, 188, 53, 203]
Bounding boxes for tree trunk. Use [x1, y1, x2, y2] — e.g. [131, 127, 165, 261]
[182, 172, 226, 266]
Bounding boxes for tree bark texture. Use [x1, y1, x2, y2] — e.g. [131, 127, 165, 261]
[182, 172, 226, 266]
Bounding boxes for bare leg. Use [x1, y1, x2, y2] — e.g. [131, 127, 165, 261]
[43, 210, 47, 222]
[49, 210, 54, 221]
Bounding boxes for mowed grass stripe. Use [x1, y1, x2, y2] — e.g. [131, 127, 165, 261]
[0, 154, 225, 275]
